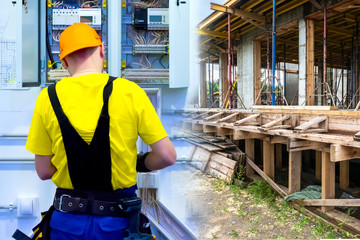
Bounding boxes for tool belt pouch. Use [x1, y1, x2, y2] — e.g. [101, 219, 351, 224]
[31, 206, 55, 240]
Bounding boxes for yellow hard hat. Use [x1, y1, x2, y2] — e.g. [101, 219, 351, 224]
[59, 23, 102, 60]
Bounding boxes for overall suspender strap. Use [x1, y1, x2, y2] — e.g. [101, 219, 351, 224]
[48, 76, 117, 191]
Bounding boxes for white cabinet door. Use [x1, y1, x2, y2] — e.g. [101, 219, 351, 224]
[169, 0, 190, 88]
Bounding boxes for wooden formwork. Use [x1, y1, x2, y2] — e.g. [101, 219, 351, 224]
[180, 106, 360, 234]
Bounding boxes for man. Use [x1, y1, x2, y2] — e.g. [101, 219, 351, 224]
[25, 23, 176, 239]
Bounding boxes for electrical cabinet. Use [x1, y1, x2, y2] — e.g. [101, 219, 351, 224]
[46, 0, 108, 84]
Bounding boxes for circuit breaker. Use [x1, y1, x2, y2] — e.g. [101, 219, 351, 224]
[122, 0, 169, 84]
[46, 0, 107, 84]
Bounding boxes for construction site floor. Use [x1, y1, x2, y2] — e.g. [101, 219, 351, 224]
[158, 162, 354, 239]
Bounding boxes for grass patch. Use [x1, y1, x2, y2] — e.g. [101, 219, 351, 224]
[230, 229, 240, 237]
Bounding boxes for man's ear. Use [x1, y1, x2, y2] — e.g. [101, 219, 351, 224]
[100, 42, 105, 58]
[61, 59, 68, 69]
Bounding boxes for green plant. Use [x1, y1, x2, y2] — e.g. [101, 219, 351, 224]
[246, 180, 276, 205]
[237, 204, 245, 216]
[211, 232, 218, 239]
[230, 229, 239, 237]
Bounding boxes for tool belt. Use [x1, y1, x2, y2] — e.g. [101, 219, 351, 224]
[53, 188, 137, 217]
[13, 187, 152, 240]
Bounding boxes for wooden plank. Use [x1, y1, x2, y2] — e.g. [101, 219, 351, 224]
[210, 2, 266, 23]
[234, 113, 260, 125]
[210, 153, 237, 169]
[330, 144, 360, 162]
[294, 116, 328, 132]
[245, 139, 255, 177]
[254, 40, 261, 105]
[340, 161, 350, 190]
[306, 19, 315, 106]
[262, 125, 291, 130]
[288, 139, 329, 152]
[320, 209, 360, 235]
[275, 144, 282, 169]
[322, 152, 335, 212]
[267, 136, 288, 144]
[217, 127, 233, 136]
[315, 151, 322, 180]
[263, 140, 275, 180]
[289, 151, 302, 194]
[192, 123, 203, 131]
[187, 141, 222, 152]
[261, 115, 290, 128]
[233, 130, 265, 140]
[251, 105, 338, 111]
[296, 199, 360, 207]
[203, 125, 217, 133]
[204, 112, 223, 121]
[246, 157, 287, 197]
[309, 0, 323, 9]
[217, 112, 240, 122]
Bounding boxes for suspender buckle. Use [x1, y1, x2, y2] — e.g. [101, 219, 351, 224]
[58, 194, 71, 213]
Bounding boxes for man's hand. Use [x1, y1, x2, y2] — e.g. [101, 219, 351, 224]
[35, 155, 56, 180]
[145, 137, 176, 171]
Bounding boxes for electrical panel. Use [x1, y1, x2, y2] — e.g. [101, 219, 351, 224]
[147, 8, 169, 30]
[46, 0, 107, 84]
[122, 0, 169, 84]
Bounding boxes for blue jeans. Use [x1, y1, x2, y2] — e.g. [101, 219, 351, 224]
[50, 186, 136, 240]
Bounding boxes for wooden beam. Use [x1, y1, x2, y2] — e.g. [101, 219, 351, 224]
[192, 123, 203, 131]
[254, 40, 261, 105]
[309, 0, 323, 10]
[197, 29, 240, 40]
[217, 127, 233, 136]
[306, 19, 315, 105]
[288, 139, 329, 152]
[340, 161, 349, 190]
[315, 151, 322, 180]
[245, 139, 255, 177]
[203, 125, 217, 133]
[217, 112, 240, 122]
[296, 199, 360, 207]
[204, 112, 223, 121]
[289, 151, 302, 194]
[263, 140, 275, 180]
[251, 105, 338, 111]
[245, 157, 287, 197]
[330, 144, 360, 162]
[322, 151, 335, 212]
[294, 116, 328, 132]
[267, 136, 288, 144]
[261, 115, 290, 128]
[275, 144, 283, 169]
[210, 3, 266, 23]
[234, 113, 260, 126]
[233, 130, 265, 140]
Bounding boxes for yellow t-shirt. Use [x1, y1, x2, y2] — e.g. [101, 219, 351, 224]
[26, 74, 167, 190]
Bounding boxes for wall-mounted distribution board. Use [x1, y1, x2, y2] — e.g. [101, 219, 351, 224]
[46, 0, 107, 84]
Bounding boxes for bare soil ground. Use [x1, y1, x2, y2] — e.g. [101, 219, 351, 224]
[171, 163, 357, 239]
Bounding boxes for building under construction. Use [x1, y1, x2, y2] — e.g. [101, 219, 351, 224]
[180, 0, 360, 236]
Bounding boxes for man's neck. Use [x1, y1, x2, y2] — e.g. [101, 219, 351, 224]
[71, 69, 102, 77]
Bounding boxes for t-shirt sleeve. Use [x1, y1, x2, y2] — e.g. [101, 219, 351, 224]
[25, 89, 53, 155]
[137, 89, 168, 145]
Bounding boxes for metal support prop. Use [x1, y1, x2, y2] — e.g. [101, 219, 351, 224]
[323, 0, 327, 105]
[208, 51, 212, 107]
[284, 43, 287, 105]
[228, 13, 232, 109]
[351, 37, 354, 106]
[272, 0, 276, 105]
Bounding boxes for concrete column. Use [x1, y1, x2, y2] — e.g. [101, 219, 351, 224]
[219, 52, 228, 107]
[237, 37, 254, 108]
[200, 61, 207, 108]
[298, 18, 307, 105]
